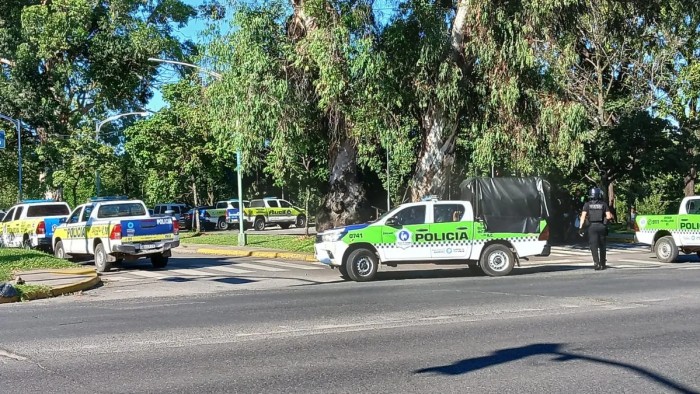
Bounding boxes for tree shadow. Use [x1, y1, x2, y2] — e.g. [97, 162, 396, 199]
[415, 343, 699, 394]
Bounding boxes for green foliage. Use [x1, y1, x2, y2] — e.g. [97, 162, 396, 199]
[182, 233, 314, 253]
[0, 248, 74, 282]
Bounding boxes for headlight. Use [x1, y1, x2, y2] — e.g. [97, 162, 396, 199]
[322, 230, 345, 242]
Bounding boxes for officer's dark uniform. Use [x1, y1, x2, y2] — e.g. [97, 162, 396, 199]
[581, 188, 610, 270]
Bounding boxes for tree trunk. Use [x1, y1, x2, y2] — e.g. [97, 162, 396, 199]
[410, 102, 459, 201]
[685, 167, 697, 196]
[305, 185, 310, 237]
[316, 138, 366, 232]
[191, 181, 200, 232]
[409, 0, 468, 201]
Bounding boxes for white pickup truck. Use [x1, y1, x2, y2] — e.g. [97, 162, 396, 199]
[52, 197, 180, 272]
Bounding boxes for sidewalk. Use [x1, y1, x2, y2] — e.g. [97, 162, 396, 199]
[0, 268, 101, 304]
[177, 243, 317, 262]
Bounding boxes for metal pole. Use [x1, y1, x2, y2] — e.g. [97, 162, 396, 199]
[386, 141, 390, 211]
[237, 150, 246, 246]
[17, 119, 22, 201]
[95, 120, 100, 196]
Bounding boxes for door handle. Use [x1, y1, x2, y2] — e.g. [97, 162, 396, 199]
[456, 227, 469, 230]
[416, 229, 429, 232]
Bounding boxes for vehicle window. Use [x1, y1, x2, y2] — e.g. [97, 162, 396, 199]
[26, 204, 70, 217]
[433, 204, 466, 223]
[97, 203, 147, 218]
[267, 200, 279, 208]
[68, 208, 82, 224]
[392, 205, 426, 226]
[216, 202, 226, 209]
[81, 206, 94, 222]
[250, 200, 264, 208]
[687, 200, 700, 214]
[279, 200, 291, 208]
[170, 206, 179, 214]
[3, 208, 16, 222]
[154, 206, 162, 214]
[14, 206, 24, 220]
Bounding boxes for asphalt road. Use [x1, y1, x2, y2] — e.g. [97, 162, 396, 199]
[2, 252, 700, 393]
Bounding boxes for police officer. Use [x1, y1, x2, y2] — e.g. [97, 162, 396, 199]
[579, 187, 613, 270]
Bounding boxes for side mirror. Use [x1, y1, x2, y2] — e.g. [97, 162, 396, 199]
[59, 218, 66, 224]
[386, 217, 400, 227]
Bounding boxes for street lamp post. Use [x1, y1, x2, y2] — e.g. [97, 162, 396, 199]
[95, 112, 150, 196]
[0, 113, 22, 201]
[147, 57, 247, 246]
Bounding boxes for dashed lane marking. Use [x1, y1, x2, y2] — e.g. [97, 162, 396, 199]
[234, 262, 286, 272]
[200, 265, 254, 275]
[255, 259, 325, 270]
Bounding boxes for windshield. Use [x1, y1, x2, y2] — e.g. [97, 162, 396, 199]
[372, 206, 402, 223]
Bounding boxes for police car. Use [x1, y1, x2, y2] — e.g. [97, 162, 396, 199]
[0, 199, 71, 250]
[52, 197, 180, 272]
[315, 193, 550, 281]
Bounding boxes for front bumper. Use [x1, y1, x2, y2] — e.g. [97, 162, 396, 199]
[313, 241, 346, 267]
[112, 240, 180, 256]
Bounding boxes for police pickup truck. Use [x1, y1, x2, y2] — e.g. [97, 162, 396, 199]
[52, 197, 180, 272]
[635, 196, 700, 263]
[248, 197, 307, 231]
[0, 199, 71, 250]
[315, 178, 551, 281]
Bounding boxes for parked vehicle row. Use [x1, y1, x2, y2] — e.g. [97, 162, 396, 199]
[1, 197, 180, 272]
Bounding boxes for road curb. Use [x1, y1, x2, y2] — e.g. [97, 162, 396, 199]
[50, 272, 101, 298]
[194, 247, 317, 262]
[1, 269, 102, 303]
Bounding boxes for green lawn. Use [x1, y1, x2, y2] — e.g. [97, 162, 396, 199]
[608, 222, 634, 235]
[0, 248, 74, 300]
[181, 233, 315, 253]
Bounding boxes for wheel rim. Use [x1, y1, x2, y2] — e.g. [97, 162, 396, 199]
[256, 220, 264, 230]
[298, 217, 306, 227]
[487, 250, 509, 271]
[56, 246, 64, 259]
[354, 255, 373, 277]
[658, 241, 671, 259]
[95, 249, 104, 268]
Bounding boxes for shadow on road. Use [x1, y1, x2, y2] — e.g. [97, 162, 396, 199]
[414, 343, 699, 394]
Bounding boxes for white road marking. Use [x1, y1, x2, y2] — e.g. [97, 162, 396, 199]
[130, 271, 173, 279]
[101, 275, 136, 282]
[550, 249, 591, 256]
[619, 259, 661, 265]
[202, 265, 254, 275]
[254, 260, 324, 270]
[0, 350, 27, 361]
[528, 259, 580, 264]
[235, 262, 287, 272]
[169, 269, 217, 277]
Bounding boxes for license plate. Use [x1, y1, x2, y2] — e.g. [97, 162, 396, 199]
[141, 244, 156, 250]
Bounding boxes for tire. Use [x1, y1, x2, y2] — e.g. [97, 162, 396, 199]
[279, 223, 291, 230]
[338, 264, 351, 280]
[22, 236, 32, 250]
[655, 236, 678, 263]
[296, 215, 307, 228]
[94, 243, 111, 272]
[151, 254, 168, 269]
[345, 248, 378, 282]
[254, 217, 265, 231]
[217, 217, 228, 231]
[480, 244, 515, 277]
[54, 241, 66, 259]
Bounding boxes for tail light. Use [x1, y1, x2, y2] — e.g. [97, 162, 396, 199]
[538, 224, 549, 241]
[36, 221, 46, 235]
[173, 219, 179, 235]
[110, 224, 122, 240]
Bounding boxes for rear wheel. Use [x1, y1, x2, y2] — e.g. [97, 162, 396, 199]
[94, 243, 111, 272]
[254, 217, 265, 231]
[217, 217, 228, 231]
[54, 241, 66, 259]
[480, 244, 515, 277]
[151, 254, 168, 269]
[655, 236, 678, 263]
[345, 248, 378, 282]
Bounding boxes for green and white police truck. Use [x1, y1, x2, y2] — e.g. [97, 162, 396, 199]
[634, 196, 700, 263]
[314, 177, 552, 281]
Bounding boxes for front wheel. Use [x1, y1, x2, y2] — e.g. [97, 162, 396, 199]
[345, 248, 378, 282]
[655, 236, 678, 263]
[480, 244, 515, 277]
[338, 264, 351, 280]
[151, 254, 168, 269]
[296, 215, 307, 228]
[94, 243, 111, 272]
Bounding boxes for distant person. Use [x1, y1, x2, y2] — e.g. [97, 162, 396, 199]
[628, 206, 637, 230]
[579, 187, 613, 270]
